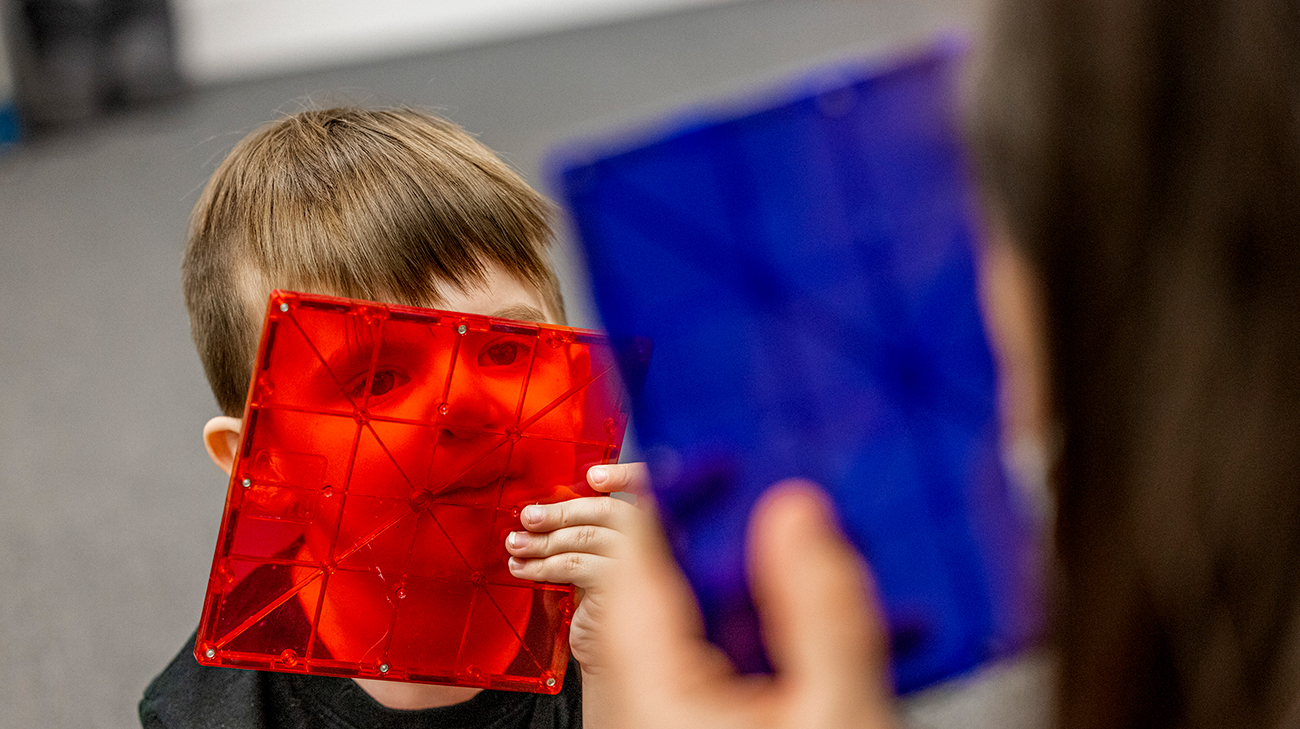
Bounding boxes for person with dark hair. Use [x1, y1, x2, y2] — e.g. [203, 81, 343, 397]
[971, 1, 1300, 725]
[583, 0, 1300, 726]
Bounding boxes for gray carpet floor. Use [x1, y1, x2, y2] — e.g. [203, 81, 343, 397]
[0, 1, 1050, 726]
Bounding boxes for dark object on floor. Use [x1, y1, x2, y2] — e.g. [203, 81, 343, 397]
[5, 0, 183, 129]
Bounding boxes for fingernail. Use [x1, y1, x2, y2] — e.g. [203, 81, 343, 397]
[508, 531, 530, 548]
[588, 466, 608, 486]
[522, 505, 544, 526]
[763, 481, 839, 542]
[789, 492, 841, 546]
[508, 556, 525, 571]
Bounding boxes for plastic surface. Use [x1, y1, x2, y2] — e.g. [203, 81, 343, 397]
[195, 291, 640, 694]
[551, 43, 1039, 693]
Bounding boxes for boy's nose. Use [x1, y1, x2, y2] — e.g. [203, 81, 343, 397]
[425, 371, 524, 497]
[437, 372, 521, 437]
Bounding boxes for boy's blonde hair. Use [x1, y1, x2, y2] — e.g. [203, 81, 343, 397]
[183, 107, 565, 417]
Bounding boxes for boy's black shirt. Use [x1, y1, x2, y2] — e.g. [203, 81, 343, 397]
[139, 636, 582, 729]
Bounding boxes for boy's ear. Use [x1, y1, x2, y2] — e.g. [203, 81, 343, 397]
[203, 416, 243, 476]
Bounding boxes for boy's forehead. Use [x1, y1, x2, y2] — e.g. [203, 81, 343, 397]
[431, 263, 552, 324]
[244, 260, 554, 326]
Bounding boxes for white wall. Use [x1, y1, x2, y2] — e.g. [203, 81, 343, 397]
[172, 0, 751, 83]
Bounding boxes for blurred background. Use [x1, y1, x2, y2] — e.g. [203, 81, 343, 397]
[0, 0, 1049, 726]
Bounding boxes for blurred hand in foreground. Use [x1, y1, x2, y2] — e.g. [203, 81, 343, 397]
[581, 465, 898, 729]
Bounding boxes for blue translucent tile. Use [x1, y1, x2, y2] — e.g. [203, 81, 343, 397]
[551, 41, 1041, 692]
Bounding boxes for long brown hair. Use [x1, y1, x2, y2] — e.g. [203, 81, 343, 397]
[970, 1, 1300, 727]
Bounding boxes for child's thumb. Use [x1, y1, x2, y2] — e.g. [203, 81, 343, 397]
[747, 480, 896, 725]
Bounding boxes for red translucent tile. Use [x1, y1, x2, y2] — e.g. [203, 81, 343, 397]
[403, 507, 498, 579]
[520, 332, 628, 445]
[461, 584, 555, 678]
[385, 577, 477, 677]
[333, 503, 421, 576]
[196, 290, 638, 694]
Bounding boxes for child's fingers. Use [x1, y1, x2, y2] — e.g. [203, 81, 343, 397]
[508, 552, 612, 588]
[587, 462, 650, 495]
[748, 481, 895, 721]
[505, 523, 624, 560]
[519, 495, 638, 534]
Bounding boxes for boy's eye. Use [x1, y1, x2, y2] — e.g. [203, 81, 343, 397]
[477, 340, 529, 368]
[370, 370, 399, 396]
[345, 369, 409, 401]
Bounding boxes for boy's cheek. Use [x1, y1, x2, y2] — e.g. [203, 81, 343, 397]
[504, 439, 580, 498]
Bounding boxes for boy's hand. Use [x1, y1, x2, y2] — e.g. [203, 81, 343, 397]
[504, 463, 650, 669]
[583, 462, 650, 496]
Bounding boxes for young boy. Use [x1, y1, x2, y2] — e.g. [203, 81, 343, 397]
[140, 107, 641, 728]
